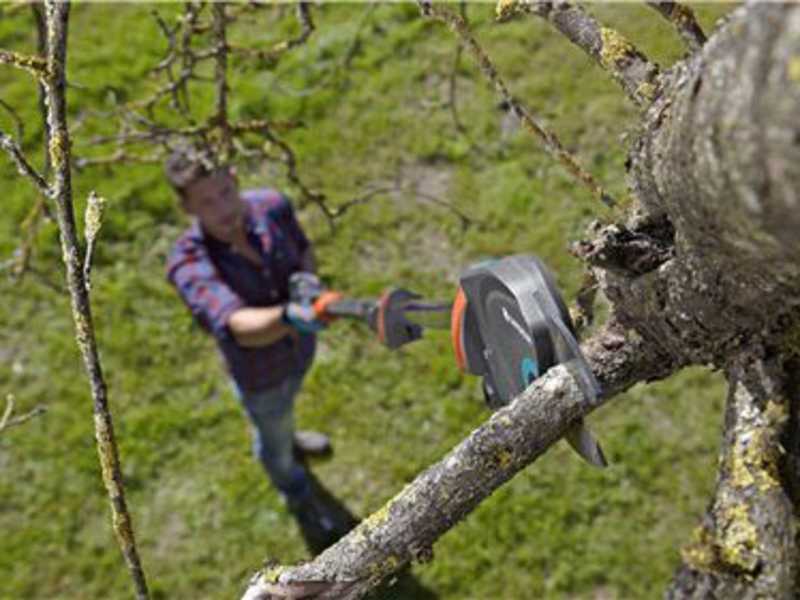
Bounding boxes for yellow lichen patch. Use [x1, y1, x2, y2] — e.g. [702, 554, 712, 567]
[497, 413, 514, 428]
[763, 399, 788, 428]
[729, 427, 781, 493]
[600, 27, 636, 71]
[367, 553, 402, 578]
[717, 503, 758, 571]
[496, 0, 523, 21]
[362, 501, 392, 531]
[669, 3, 696, 28]
[94, 413, 123, 499]
[72, 309, 93, 353]
[495, 448, 514, 469]
[787, 57, 800, 84]
[680, 525, 717, 572]
[0, 50, 47, 80]
[49, 132, 70, 171]
[635, 81, 657, 104]
[261, 564, 286, 583]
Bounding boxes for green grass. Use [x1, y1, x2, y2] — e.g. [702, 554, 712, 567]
[1, 4, 733, 599]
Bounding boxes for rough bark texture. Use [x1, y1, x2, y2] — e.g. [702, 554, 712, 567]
[667, 350, 798, 599]
[591, 4, 800, 597]
[242, 4, 800, 598]
[619, 4, 800, 367]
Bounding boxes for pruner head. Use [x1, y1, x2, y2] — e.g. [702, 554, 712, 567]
[371, 288, 424, 349]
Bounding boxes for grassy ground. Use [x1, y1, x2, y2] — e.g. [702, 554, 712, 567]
[0, 4, 734, 599]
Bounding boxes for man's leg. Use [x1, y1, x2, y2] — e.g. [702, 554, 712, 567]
[237, 375, 310, 503]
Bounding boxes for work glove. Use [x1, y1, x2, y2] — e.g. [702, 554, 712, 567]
[289, 272, 324, 305]
[283, 272, 343, 333]
[283, 301, 326, 334]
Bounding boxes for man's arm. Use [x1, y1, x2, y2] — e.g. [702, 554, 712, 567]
[227, 305, 295, 348]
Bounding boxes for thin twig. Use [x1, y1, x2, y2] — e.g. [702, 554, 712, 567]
[446, 2, 482, 155]
[0, 130, 51, 198]
[0, 98, 25, 141]
[212, 3, 232, 160]
[646, 1, 706, 53]
[41, 3, 150, 598]
[260, 126, 336, 226]
[0, 48, 47, 80]
[422, 2, 616, 207]
[10, 197, 49, 280]
[0, 395, 47, 434]
[228, 2, 315, 65]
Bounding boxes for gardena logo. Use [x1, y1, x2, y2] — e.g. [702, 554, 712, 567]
[501, 306, 532, 345]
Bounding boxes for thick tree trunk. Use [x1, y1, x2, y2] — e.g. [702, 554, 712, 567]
[589, 3, 800, 597]
[243, 4, 800, 598]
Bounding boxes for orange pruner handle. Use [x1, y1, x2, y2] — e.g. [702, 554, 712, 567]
[450, 286, 469, 372]
[313, 290, 345, 323]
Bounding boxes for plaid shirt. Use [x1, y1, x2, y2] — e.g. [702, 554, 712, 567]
[166, 188, 315, 392]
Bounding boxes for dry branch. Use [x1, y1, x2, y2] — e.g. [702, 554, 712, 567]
[0, 48, 47, 80]
[229, 2, 314, 64]
[39, 3, 150, 598]
[0, 130, 51, 197]
[646, 1, 706, 53]
[0, 395, 46, 434]
[422, 2, 616, 207]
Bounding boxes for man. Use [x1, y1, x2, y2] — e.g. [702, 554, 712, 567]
[164, 147, 340, 527]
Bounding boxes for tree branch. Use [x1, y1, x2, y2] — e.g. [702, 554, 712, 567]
[0, 48, 47, 80]
[668, 351, 798, 598]
[0, 130, 51, 198]
[242, 323, 675, 600]
[0, 98, 25, 141]
[646, 2, 706, 54]
[0, 394, 46, 434]
[229, 2, 314, 65]
[212, 2, 232, 160]
[41, 3, 150, 598]
[422, 2, 616, 207]
[499, 1, 660, 108]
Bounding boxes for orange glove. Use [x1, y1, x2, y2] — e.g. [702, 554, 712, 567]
[313, 290, 344, 324]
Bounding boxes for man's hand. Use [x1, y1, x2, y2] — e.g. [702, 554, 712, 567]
[283, 273, 343, 333]
[289, 272, 324, 304]
[282, 301, 326, 334]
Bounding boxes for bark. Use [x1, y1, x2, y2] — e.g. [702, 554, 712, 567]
[619, 3, 800, 367]
[40, 2, 150, 598]
[667, 350, 798, 599]
[646, 2, 707, 54]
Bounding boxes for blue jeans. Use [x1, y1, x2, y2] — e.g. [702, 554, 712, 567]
[235, 373, 310, 502]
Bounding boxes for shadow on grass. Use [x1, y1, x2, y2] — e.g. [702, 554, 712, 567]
[294, 467, 438, 600]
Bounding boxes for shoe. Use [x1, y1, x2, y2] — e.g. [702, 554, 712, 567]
[293, 430, 332, 457]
